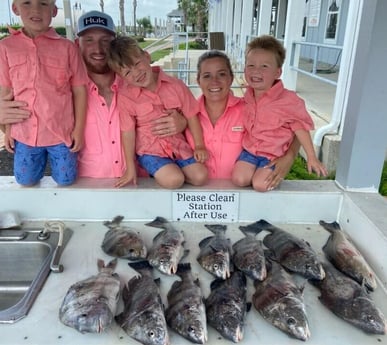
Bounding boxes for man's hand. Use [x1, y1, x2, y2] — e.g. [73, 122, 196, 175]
[0, 89, 30, 127]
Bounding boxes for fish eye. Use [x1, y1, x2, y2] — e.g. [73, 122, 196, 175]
[366, 315, 375, 323]
[213, 263, 219, 270]
[287, 317, 296, 326]
[187, 326, 195, 333]
[148, 330, 155, 338]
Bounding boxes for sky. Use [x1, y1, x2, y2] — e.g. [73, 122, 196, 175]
[0, 0, 179, 26]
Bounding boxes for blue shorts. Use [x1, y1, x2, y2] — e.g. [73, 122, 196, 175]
[137, 154, 196, 176]
[14, 141, 78, 186]
[237, 149, 274, 169]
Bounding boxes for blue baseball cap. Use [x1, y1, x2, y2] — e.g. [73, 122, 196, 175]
[77, 11, 115, 36]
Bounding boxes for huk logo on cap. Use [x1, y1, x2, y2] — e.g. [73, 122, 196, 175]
[84, 16, 108, 28]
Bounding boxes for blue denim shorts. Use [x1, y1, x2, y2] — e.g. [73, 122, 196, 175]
[237, 149, 273, 169]
[14, 141, 78, 186]
[137, 154, 196, 176]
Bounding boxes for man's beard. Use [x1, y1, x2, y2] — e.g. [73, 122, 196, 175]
[84, 59, 111, 74]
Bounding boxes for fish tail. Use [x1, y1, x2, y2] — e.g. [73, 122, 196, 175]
[319, 220, 341, 233]
[239, 219, 275, 235]
[128, 260, 152, 274]
[204, 224, 227, 235]
[103, 215, 124, 228]
[176, 262, 192, 277]
[145, 216, 169, 229]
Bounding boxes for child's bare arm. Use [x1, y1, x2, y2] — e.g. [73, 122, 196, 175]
[115, 129, 137, 188]
[187, 114, 208, 163]
[70, 85, 87, 152]
[294, 128, 328, 177]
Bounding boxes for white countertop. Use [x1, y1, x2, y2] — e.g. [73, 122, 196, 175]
[1, 219, 386, 345]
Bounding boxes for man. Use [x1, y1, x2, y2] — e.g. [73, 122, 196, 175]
[0, 10, 184, 178]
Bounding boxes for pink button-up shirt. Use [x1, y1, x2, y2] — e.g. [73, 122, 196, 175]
[118, 67, 199, 160]
[186, 92, 245, 179]
[243, 80, 313, 160]
[78, 75, 125, 178]
[0, 27, 88, 147]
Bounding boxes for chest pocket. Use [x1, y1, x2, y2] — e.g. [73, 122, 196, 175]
[8, 53, 28, 87]
[223, 126, 244, 143]
[38, 54, 69, 90]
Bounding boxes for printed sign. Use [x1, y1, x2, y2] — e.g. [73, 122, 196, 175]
[172, 191, 239, 222]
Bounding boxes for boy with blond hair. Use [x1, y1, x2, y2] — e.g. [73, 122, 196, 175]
[0, 0, 88, 185]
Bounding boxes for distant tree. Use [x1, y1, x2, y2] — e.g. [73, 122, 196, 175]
[100, 0, 104, 12]
[119, 0, 126, 35]
[137, 17, 153, 37]
[178, 0, 208, 33]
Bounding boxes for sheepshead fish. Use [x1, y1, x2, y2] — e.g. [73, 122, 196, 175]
[243, 219, 325, 280]
[101, 215, 147, 260]
[233, 225, 266, 281]
[146, 216, 187, 275]
[116, 261, 169, 345]
[309, 262, 386, 334]
[319, 220, 377, 291]
[253, 260, 310, 341]
[59, 259, 120, 333]
[197, 224, 232, 280]
[166, 263, 207, 344]
[205, 271, 249, 343]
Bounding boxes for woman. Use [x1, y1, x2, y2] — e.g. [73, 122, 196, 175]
[186, 50, 300, 190]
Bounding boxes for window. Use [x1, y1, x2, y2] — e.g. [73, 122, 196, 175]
[325, 0, 340, 41]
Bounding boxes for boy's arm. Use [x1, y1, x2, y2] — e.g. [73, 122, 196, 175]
[295, 128, 328, 177]
[70, 85, 87, 152]
[187, 114, 207, 163]
[115, 129, 137, 188]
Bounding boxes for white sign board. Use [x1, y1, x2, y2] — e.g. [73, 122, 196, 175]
[172, 191, 239, 222]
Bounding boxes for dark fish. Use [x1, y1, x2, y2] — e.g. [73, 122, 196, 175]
[59, 259, 120, 333]
[205, 271, 249, 343]
[101, 215, 147, 260]
[166, 263, 207, 344]
[242, 219, 325, 280]
[253, 260, 310, 341]
[310, 263, 387, 334]
[197, 224, 232, 280]
[319, 220, 377, 291]
[146, 216, 187, 275]
[116, 261, 170, 345]
[233, 225, 266, 281]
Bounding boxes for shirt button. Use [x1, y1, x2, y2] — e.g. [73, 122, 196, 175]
[109, 121, 112, 124]
[112, 141, 115, 144]
[115, 161, 119, 164]
[102, 103, 106, 106]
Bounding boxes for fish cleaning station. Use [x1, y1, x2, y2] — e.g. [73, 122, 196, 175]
[1, 1, 387, 345]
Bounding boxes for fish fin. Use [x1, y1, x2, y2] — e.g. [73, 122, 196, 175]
[145, 216, 169, 229]
[210, 277, 225, 291]
[238, 224, 261, 237]
[128, 260, 152, 274]
[176, 262, 191, 276]
[198, 236, 213, 248]
[319, 220, 341, 233]
[204, 224, 227, 235]
[246, 302, 252, 313]
[106, 258, 118, 270]
[103, 215, 124, 228]
[97, 258, 105, 271]
[154, 277, 161, 287]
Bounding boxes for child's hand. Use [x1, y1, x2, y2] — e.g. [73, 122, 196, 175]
[194, 147, 208, 163]
[115, 167, 137, 188]
[4, 127, 14, 153]
[70, 128, 84, 152]
[307, 157, 328, 177]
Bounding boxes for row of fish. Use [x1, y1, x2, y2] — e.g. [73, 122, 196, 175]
[58, 217, 387, 344]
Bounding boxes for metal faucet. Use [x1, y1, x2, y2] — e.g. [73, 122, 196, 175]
[41, 221, 66, 273]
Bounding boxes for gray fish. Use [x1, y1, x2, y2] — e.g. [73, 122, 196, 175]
[309, 262, 386, 334]
[101, 215, 147, 260]
[253, 260, 310, 341]
[319, 220, 377, 291]
[197, 224, 232, 280]
[59, 259, 120, 333]
[146, 216, 187, 275]
[116, 261, 170, 345]
[243, 219, 325, 280]
[233, 225, 266, 281]
[205, 271, 249, 343]
[166, 263, 207, 344]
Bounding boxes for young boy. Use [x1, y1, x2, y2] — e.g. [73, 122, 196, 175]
[107, 36, 208, 189]
[232, 35, 327, 192]
[0, 0, 88, 186]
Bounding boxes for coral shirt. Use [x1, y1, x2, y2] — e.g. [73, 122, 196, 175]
[243, 80, 314, 160]
[78, 75, 125, 178]
[118, 67, 199, 160]
[186, 92, 245, 179]
[0, 27, 88, 147]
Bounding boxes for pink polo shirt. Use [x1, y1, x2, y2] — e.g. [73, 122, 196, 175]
[118, 66, 199, 160]
[78, 75, 125, 178]
[186, 92, 245, 179]
[0, 27, 88, 147]
[243, 80, 313, 160]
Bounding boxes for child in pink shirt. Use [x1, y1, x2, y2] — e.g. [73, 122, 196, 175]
[107, 36, 208, 189]
[0, 0, 88, 186]
[232, 35, 327, 192]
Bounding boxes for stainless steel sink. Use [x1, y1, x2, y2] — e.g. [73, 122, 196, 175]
[0, 222, 72, 323]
